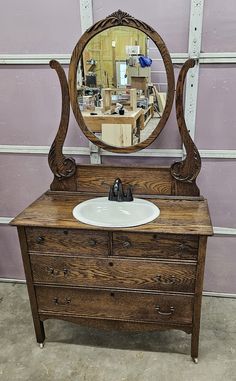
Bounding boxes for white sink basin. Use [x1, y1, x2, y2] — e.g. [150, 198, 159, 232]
[72, 197, 160, 228]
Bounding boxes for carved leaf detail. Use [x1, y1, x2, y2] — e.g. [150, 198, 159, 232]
[48, 141, 76, 179]
[87, 9, 155, 33]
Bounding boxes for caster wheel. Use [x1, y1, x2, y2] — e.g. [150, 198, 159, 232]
[192, 357, 198, 364]
[39, 343, 44, 349]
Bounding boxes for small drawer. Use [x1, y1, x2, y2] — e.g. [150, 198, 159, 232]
[36, 286, 194, 325]
[112, 233, 198, 260]
[25, 227, 109, 256]
[31, 255, 196, 293]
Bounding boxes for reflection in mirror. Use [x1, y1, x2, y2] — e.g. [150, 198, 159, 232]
[77, 26, 167, 148]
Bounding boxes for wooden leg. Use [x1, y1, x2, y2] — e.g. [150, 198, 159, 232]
[33, 318, 45, 344]
[191, 236, 208, 363]
[17, 227, 46, 346]
[191, 327, 199, 363]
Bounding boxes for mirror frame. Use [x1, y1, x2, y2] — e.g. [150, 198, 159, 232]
[68, 10, 175, 153]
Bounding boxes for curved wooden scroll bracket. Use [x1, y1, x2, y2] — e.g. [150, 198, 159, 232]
[171, 59, 201, 196]
[48, 60, 76, 180]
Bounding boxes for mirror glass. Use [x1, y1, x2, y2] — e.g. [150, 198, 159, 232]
[76, 26, 168, 148]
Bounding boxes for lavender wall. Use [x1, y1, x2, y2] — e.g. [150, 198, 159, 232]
[0, 1, 236, 294]
[93, 0, 190, 52]
[198, 160, 236, 229]
[0, 66, 88, 147]
[0, 227, 24, 280]
[0, 0, 81, 54]
[195, 65, 236, 149]
[204, 236, 236, 294]
[202, 0, 236, 52]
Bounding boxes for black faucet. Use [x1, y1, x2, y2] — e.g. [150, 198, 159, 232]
[108, 178, 133, 202]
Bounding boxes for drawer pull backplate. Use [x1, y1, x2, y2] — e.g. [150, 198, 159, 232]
[155, 306, 175, 316]
[53, 297, 71, 306]
[47, 267, 69, 277]
[154, 275, 176, 285]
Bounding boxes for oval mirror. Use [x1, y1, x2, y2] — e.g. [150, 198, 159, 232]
[69, 10, 175, 153]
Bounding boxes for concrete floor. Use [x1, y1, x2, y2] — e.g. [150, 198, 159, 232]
[0, 283, 236, 381]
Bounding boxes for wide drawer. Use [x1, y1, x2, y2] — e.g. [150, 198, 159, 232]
[36, 286, 194, 325]
[112, 233, 198, 260]
[25, 227, 109, 256]
[31, 255, 196, 293]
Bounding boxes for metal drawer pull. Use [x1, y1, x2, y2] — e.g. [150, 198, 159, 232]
[179, 243, 186, 250]
[122, 240, 131, 248]
[36, 236, 44, 244]
[47, 267, 69, 276]
[154, 275, 176, 284]
[53, 297, 71, 305]
[88, 239, 97, 247]
[155, 306, 175, 316]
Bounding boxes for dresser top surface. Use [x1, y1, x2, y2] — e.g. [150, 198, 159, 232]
[11, 191, 213, 236]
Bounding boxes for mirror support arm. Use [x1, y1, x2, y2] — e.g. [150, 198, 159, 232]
[171, 59, 201, 196]
[48, 60, 76, 186]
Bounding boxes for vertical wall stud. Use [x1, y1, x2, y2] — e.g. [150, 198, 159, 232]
[184, 0, 204, 141]
[79, 0, 102, 163]
[79, 0, 93, 32]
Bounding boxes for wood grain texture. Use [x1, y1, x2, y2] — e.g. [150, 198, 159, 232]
[171, 59, 201, 196]
[76, 165, 173, 195]
[17, 227, 45, 343]
[39, 312, 192, 334]
[38, 314, 192, 333]
[25, 227, 109, 256]
[36, 286, 194, 325]
[112, 232, 198, 260]
[191, 236, 208, 360]
[68, 9, 175, 153]
[48, 60, 76, 190]
[11, 192, 213, 236]
[31, 255, 196, 293]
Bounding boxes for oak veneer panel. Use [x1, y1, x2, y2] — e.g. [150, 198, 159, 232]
[26, 227, 109, 256]
[76, 165, 173, 195]
[36, 286, 194, 325]
[11, 192, 213, 236]
[31, 255, 196, 293]
[113, 232, 198, 260]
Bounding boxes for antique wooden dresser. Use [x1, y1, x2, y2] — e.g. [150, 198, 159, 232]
[11, 10, 213, 362]
[12, 169, 212, 363]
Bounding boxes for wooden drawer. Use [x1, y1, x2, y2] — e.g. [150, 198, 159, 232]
[36, 286, 193, 325]
[25, 227, 109, 256]
[112, 233, 198, 260]
[31, 255, 196, 293]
